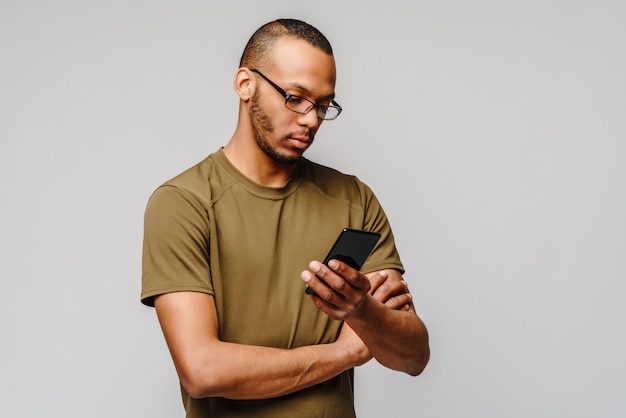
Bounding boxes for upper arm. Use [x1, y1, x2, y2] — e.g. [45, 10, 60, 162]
[154, 291, 220, 394]
[141, 186, 212, 307]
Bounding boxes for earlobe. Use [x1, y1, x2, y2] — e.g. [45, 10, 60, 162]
[234, 68, 253, 102]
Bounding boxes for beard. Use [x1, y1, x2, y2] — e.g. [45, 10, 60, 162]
[249, 90, 312, 165]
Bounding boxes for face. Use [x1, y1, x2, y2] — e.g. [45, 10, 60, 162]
[248, 37, 337, 165]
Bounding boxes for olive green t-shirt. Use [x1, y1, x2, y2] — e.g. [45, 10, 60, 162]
[141, 149, 404, 417]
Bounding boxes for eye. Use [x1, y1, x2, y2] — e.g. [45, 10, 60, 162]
[287, 96, 306, 106]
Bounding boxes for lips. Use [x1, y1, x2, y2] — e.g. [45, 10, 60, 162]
[289, 136, 311, 150]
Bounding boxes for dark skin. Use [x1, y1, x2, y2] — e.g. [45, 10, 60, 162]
[154, 268, 421, 399]
[302, 260, 429, 375]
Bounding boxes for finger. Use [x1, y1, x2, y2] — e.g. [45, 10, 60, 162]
[324, 259, 371, 293]
[303, 262, 368, 319]
[301, 269, 334, 301]
[368, 270, 389, 295]
[301, 268, 350, 318]
[384, 293, 413, 310]
[372, 279, 408, 303]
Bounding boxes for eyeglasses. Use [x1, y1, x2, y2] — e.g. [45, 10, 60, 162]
[250, 69, 342, 121]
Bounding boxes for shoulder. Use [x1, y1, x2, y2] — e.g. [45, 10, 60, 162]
[298, 158, 375, 202]
[149, 150, 236, 210]
[162, 154, 216, 193]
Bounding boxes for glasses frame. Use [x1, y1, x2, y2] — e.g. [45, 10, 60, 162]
[250, 69, 342, 121]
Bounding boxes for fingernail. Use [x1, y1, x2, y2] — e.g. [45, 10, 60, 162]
[309, 261, 321, 272]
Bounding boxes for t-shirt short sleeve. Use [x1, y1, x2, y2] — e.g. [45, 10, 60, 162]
[141, 185, 213, 307]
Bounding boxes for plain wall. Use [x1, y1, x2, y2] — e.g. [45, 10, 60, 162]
[1, 1, 624, 417]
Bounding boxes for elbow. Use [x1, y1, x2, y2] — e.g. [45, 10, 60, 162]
[405, 328, 430, 377]
[182, 379, 211, 400]
[178, 364, 226, 399]
[407, 344, 430, 377]
[379, 337, 430, 377]
[180, 371, 213, 399]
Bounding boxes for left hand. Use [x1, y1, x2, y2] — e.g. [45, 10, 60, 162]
[368, 270, 413, 311]
[301, 259, 371, 320]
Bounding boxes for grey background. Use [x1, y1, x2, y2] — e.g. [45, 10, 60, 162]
[1, 1, 624, 417]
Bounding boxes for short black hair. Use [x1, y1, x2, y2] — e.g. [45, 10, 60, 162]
[239, 19, 333, 69]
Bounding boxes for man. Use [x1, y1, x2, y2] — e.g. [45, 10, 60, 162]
[141, 18, 429, 417]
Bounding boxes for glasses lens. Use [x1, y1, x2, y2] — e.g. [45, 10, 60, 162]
[319, 105, 341, 120]
[285, 96, 342, 120]
[286, 96, 313, 114]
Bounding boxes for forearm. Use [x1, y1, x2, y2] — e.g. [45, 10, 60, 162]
[301, 263, 430, 375]
[345, 295, 430, 376]
[156, 291, 369, 400]
[180, 338, 362, 400]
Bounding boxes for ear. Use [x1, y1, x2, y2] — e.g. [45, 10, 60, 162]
[234, 67, 254, 102]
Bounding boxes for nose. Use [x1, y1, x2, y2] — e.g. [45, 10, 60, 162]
[297, 108, 322, 130]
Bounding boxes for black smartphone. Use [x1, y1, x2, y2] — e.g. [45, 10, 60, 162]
[305, 228, 381, 295]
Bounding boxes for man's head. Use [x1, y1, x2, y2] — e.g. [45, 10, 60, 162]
[239, 19, 333, 71]
[233, 19, 338, 165]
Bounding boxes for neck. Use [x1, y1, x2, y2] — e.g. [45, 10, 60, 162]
[223, 136, 297, 188]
